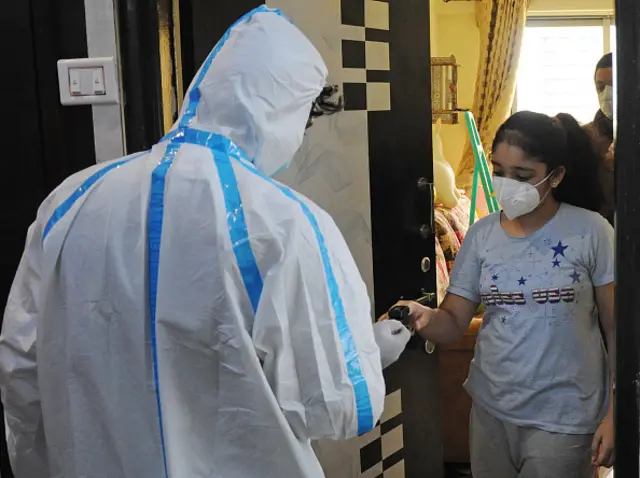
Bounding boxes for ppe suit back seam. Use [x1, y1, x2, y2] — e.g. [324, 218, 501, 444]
[148, 142, 183, 478]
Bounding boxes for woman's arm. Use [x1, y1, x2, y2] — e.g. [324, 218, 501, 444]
[596, 282, 615, 379]
[392, 293, 478, 345]
[384, 218, 483, 343]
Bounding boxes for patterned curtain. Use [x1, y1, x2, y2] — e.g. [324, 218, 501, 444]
[456, 0, 529, 190]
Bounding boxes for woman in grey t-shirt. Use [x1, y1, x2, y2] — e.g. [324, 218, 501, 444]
[389, 111, 615, 477]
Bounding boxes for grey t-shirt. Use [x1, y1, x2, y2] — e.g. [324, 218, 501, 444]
[448, 203, 614, 434]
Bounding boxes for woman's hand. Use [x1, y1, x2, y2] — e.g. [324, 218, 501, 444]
[591, 412, 615, 468]
[379, 294, 476, 344]
[378, 300, 433, 334]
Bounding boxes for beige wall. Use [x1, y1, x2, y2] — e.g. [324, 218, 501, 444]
[430, 0, 438, 57]
[430, 2, 479, 171]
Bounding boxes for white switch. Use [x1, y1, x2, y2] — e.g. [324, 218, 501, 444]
[69, 69, 82, 96]
[58, 57, 119, 106]
[91, 68, 106, 95]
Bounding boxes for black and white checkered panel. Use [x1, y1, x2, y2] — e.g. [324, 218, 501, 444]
[358, 388, 405, 478]
[340, 1, 401, 476]
[341, 0, 391, 112]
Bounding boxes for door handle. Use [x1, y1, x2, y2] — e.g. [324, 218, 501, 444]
[417, 178, 435, 239]
[415, 294, 436, 354]
[418, 292, 436, 304]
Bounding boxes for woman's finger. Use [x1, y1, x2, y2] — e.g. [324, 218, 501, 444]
[590, 435, 602, 464]
[598, 444, 614, 468]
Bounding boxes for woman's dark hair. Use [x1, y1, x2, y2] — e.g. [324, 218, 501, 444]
[492, 111, 605, 212]
[306, 85, 344, 128]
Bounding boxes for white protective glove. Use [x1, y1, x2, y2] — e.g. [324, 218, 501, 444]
[373, 319, 412, 369]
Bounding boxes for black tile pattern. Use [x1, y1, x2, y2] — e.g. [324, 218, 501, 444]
[359, 389, 405, 476]
[340, 0, 390, 112]
[367, 70, 390, 83]
[342, 40, 367, 69]
[360, 436, 383, 472]
[366, 28, 390, 43]
[343, 82, 367, 111]
[380, 412, 403, 435]
[382, 448, 404, 471]
[359, 429, 406, 476]
[341, 0, 365, 26]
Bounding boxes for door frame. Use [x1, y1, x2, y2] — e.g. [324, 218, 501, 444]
[613, 0, 640, 474]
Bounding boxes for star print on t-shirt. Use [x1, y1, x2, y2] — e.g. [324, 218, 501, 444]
[446, 203, 614, 435]
[551, 241, 568, 258]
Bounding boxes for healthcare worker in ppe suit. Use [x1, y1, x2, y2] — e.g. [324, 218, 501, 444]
[0, 6, 411, 478]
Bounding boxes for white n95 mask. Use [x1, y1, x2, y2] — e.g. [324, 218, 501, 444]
[492, 173, 553, 220]
[598, 85, 614, 120]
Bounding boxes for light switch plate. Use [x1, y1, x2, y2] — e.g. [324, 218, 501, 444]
[57, 57, 119, 106]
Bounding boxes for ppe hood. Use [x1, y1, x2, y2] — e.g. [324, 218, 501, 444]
[169, 6, 328, 176]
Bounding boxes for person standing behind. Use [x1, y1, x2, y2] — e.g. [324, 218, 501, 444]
[584, 52, 615, 225]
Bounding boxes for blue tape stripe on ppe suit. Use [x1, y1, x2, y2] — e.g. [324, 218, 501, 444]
[165, 129, 263, 313]
[210, 151, 264, 313]
[148, 143, 182, 478]
[43, 152, 147, 240]
[178, 5, 289, 129]
[234, 155, 375, 436]
[163, 127, 375, 435]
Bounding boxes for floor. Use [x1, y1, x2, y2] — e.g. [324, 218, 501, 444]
[444, 463, 613, 477]
[444, 464, 472, 478]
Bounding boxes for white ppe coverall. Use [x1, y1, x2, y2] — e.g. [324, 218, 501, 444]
[0, 6, 386, 477]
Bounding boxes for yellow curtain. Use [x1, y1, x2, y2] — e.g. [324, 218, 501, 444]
[456, 0, 528, 190]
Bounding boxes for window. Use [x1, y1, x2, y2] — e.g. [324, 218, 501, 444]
[515, 18, 614, 125]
